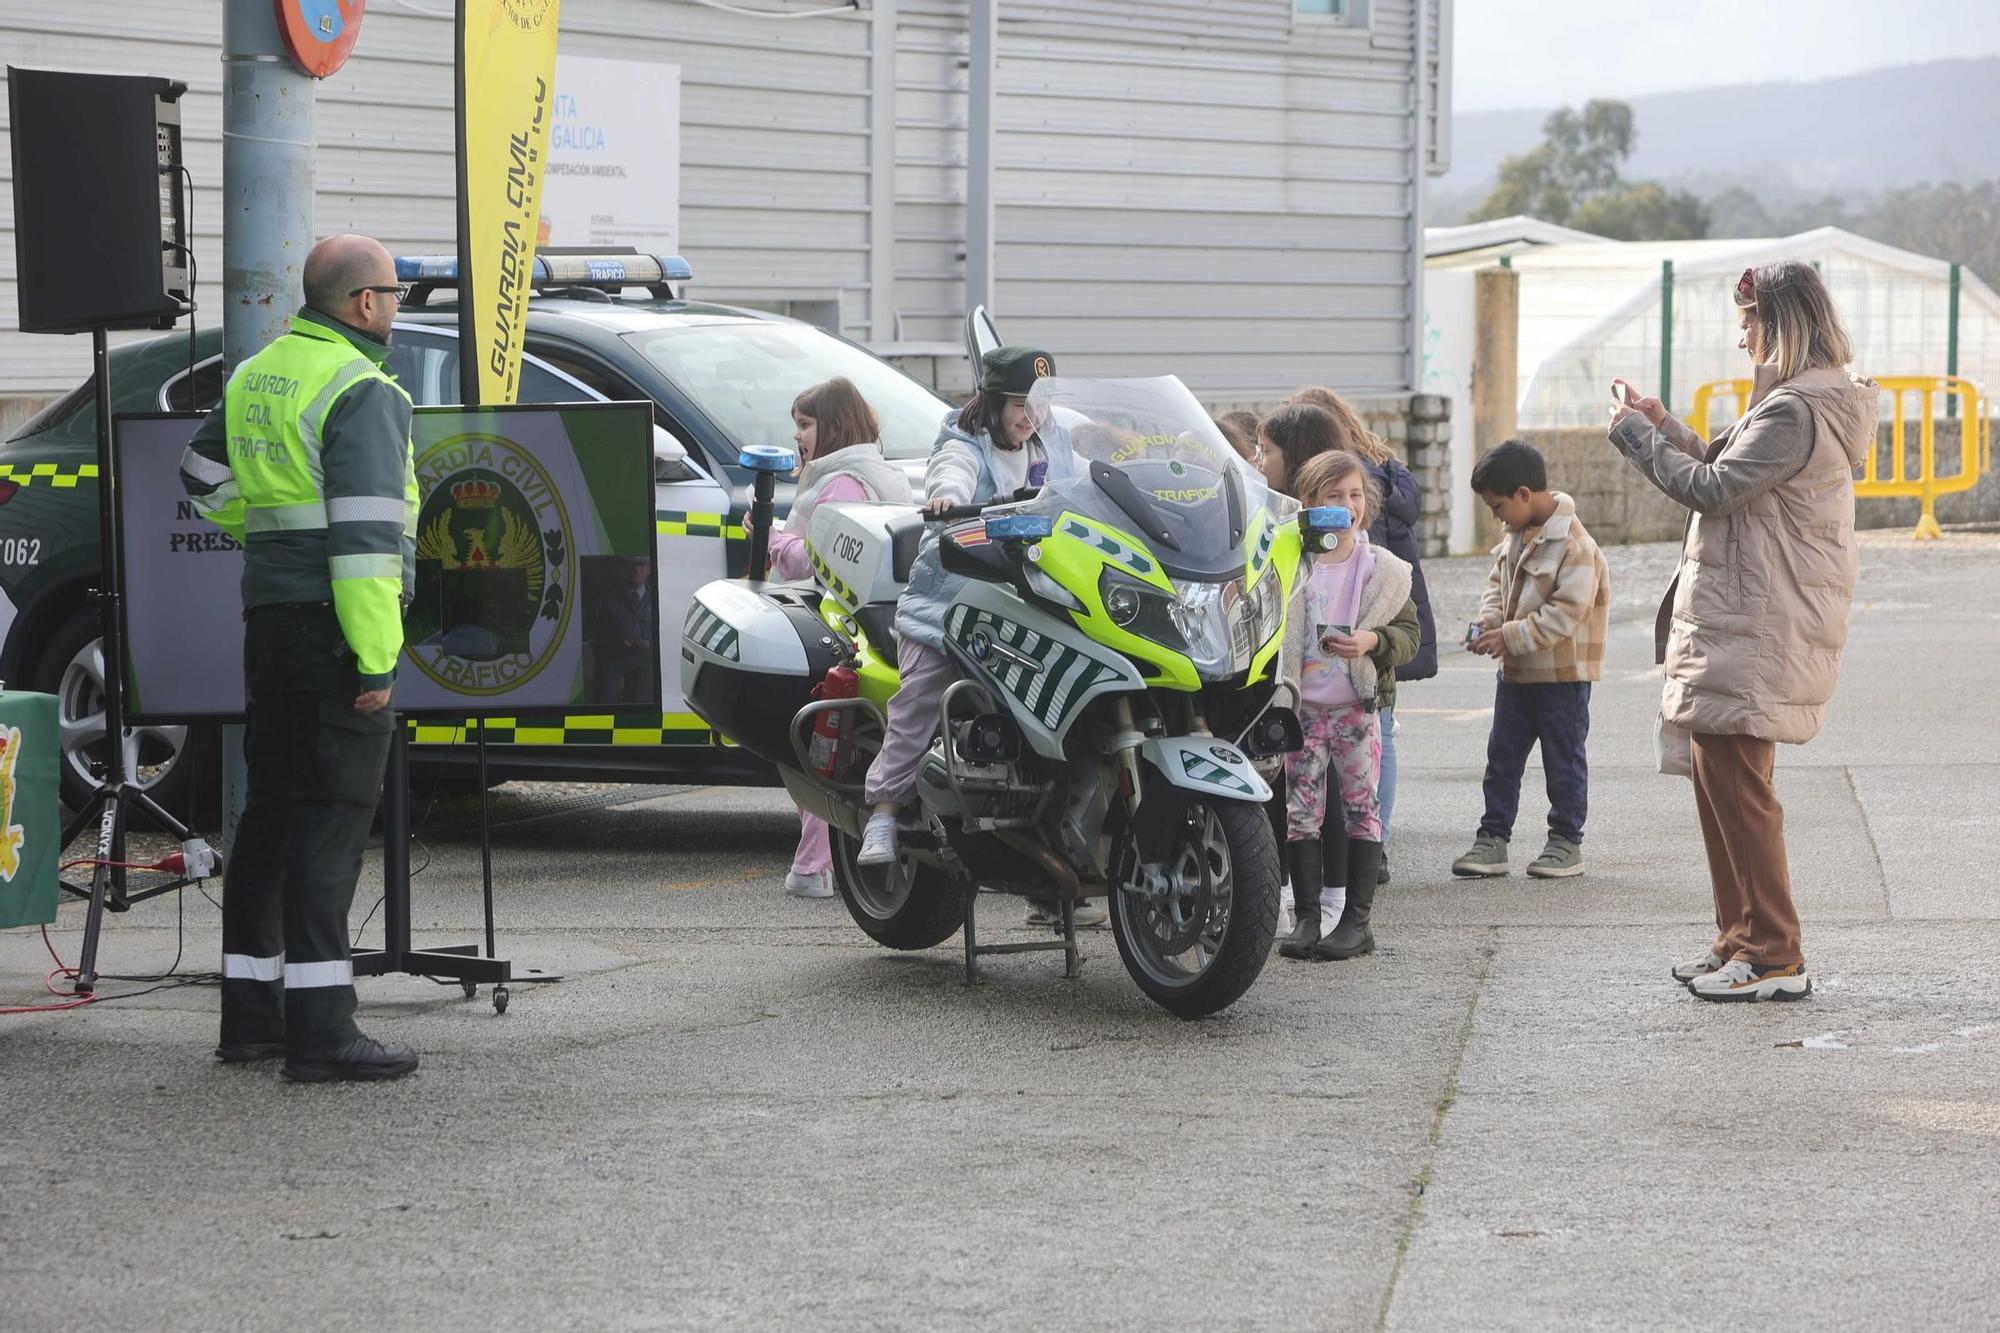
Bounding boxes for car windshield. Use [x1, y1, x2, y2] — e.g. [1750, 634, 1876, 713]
[621, 322, 951, 463]
[1021, 376, 1294, 578]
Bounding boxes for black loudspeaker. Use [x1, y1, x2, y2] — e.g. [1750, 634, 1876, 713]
[7, 66, 189, 334]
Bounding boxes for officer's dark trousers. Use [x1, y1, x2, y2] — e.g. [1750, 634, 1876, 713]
[220, 604, 393, 1056]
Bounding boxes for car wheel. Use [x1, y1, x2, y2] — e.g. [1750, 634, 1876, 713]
[37, 608, 218, 829]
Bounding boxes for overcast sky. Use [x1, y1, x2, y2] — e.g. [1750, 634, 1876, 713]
[1453, 0, 2000, 111]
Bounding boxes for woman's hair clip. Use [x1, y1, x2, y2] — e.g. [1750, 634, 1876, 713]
[1736, 267, 1757, 300]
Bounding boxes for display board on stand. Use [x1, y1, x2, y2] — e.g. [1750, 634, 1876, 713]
[113, 401, 659, 720]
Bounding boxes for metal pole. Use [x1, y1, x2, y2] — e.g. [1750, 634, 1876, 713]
[221, 0, 314, 857]
[1659, 259, 1674, 414]
[1947, 262, 1961, 419]
[1406, 0, 1429, 394]
[867, 0, 898, 344]
[965, 0, 997, 316]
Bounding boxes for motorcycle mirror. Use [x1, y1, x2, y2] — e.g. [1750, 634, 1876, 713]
[964, 304, 1003, 364]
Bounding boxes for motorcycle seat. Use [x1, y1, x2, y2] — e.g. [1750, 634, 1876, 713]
[855, 601, 900, 661]
[887, 511, 925, 583]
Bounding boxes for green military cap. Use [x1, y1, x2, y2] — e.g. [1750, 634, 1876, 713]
[980, 346, 1057, 397]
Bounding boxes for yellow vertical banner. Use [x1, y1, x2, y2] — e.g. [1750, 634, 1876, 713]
[455, 0, 562, 406]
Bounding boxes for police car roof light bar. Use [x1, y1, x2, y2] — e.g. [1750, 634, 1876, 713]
[394, 251, 694, 307]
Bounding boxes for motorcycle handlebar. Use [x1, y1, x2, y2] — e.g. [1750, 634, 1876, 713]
[922, 487, 1041, 525]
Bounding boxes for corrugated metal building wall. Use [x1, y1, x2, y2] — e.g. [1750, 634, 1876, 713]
[0, 0, 1448, 407]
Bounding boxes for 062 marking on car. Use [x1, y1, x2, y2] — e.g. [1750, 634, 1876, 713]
[0, 538, 41, 567]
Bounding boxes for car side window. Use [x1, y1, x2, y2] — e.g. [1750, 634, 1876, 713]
[162, 356, 228, 412]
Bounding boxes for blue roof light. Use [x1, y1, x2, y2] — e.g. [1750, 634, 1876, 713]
[1303, 505, 1353, 533]
[739, 445, 797, 473]
[392, 253, 694, 286]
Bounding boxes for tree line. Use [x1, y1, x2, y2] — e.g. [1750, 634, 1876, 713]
[1467, 99, 2000, 286]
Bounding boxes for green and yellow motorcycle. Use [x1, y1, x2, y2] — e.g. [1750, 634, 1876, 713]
[682, 376, 1334, 1017]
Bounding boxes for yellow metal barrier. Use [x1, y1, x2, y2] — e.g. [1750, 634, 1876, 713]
[1687, 375, 1991, 540]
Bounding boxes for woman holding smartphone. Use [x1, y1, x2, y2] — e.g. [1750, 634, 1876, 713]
[1607, 261, 1876, 1002]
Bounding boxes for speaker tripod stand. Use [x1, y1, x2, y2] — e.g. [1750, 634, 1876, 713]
[59, 327, 217, 992]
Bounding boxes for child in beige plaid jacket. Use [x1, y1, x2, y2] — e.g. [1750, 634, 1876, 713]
[1453, 441, 1610, 880]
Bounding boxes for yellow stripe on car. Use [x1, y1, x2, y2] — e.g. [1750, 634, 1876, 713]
[0, 463, 100, 488]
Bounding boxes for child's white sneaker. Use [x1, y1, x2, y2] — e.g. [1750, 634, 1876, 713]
[857, 813, 899, 865]
[785, 870, 835, 898]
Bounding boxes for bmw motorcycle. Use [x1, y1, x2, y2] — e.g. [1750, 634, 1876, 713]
[682, 376, 1340, 1018]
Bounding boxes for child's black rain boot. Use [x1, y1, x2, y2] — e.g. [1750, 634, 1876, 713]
[1277, 840, 1324, 960]
[1314, 839, 1382, 960]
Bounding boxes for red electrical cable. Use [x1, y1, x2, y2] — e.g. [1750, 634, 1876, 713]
[0, 927, 97, 1015]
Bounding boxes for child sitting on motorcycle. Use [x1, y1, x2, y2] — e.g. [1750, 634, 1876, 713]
[753, 377, 912, 897]
[854, 347, 1104, 928]
[1277, 450, 1419, 963]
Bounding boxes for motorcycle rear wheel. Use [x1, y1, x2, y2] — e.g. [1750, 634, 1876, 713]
[1109, 797, 1279, 1019]
[829, 826, 968, 951]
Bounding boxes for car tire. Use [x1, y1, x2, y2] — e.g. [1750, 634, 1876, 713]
[37, 607, 220, 831]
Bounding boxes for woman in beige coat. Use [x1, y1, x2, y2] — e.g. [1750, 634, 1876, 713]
[1607, 261, 1877, 1003]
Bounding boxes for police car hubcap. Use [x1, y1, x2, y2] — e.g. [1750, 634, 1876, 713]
[59, 636, 186, 793]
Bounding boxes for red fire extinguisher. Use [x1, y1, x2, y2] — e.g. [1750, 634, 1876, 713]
[808, 665, 860, 779]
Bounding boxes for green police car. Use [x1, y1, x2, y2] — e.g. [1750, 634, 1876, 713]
[0, 255, 950, 819]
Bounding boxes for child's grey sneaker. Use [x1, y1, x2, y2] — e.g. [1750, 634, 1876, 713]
[1451, 834, 1510, 878]
[1526, 835, 1583, 878]
[1671, 950, 1726, 985]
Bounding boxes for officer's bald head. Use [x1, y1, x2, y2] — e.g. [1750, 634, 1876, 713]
[303, 234, 398, 339]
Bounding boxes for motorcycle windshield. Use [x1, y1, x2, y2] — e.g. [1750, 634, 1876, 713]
[1023, 376, 1295, 580]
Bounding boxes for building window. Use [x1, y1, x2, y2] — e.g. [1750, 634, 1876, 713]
[1297, 0, 1367, 22]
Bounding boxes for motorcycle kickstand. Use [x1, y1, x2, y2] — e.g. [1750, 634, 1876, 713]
[1059, 901, 1081, 979]
[962, 887, 980, 987]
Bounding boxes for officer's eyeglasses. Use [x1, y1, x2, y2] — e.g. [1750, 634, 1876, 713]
[351, 284, 411, 303]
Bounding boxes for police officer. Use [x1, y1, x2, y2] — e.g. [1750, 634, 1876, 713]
[179, 233, 420, 1082]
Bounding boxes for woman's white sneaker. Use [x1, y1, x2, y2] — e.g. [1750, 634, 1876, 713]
[857, 813, 899, 865]
[1689, 958, 1810, 1002]
[785, 870, 836, 898]
[1671, 951, 1726, 985]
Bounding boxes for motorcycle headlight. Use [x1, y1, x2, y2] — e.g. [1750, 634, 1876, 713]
[1241, 564, 1285, 653]
[1098, 567, 1185, 651]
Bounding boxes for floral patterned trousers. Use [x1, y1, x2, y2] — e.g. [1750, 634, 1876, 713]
[1285, 702, 1382, 844]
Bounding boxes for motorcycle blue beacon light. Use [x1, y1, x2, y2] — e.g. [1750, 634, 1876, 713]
[1302, 505, 1353, 533]
[984, 514, 1054, 541]
[739, 445, 798, 473]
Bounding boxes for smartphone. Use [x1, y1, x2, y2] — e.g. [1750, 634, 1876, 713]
[1464, 621, 1482, 647]
[1610, 381, 1632, 406]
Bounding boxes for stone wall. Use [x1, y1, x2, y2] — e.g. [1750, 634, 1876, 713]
[1351, 392, 1454, 559]
[1518, 416, 2000, 545]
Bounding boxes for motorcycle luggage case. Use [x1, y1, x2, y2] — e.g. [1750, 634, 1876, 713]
[681, 579, 842, 765]
[805, 502, 923, 613]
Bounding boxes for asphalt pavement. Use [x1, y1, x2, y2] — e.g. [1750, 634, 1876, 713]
[4, 529, 1998, 1332]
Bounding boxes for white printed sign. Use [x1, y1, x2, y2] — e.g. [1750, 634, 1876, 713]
[542, 55, 682, 256]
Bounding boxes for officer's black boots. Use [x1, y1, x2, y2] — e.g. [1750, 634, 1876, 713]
[1277, 840, 1324, 960]
[1315, 839, 1383, 961]
[282, 1035, 421, 1083]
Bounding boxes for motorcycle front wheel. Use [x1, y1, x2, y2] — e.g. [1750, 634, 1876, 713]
[1109, 797, 1279, 1019]
[829, 826, 968, 951]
